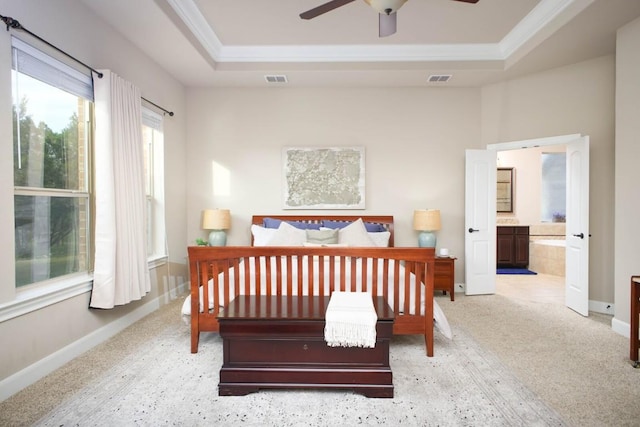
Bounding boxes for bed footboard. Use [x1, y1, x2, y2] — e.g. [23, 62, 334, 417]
[187, 246, 435, 356]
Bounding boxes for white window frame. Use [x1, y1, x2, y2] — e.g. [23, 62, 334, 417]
[141, 106, 167, 263]
[1, 37, 95, 321]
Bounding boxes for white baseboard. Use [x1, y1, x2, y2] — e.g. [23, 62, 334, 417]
[0, 284, 183, 402]
[589, 299, 615, 316]
[612, 316, 630, 339]
[176, 280, 187, 296]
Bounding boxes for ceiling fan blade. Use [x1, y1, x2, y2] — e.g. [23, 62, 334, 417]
[451, 0, 480, 3]
[379, 12, 397, 37]
[300, 0, 357, 20]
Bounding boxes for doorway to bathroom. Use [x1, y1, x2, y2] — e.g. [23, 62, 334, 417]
[496, 139, 583, 314]
[465, 134, 590, 316]
[497, 144, 567, 298]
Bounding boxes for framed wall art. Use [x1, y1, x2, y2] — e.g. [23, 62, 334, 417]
[283, 146, 365, 209]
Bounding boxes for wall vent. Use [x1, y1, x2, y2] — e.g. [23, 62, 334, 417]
[427, 74, 452, 83]
[264, 75, 288, 84]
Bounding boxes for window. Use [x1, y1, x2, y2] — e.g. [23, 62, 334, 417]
[12, 37, 93, 287]
[141, 107, 166, 259]
[541, 152, 566, 222]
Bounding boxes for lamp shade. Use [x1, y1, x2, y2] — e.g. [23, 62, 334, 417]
[413, 209, 441, 231]
[201, 209, 231, 230]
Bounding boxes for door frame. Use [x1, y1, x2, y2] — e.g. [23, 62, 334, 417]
[472, 134, 589, 314]
[486, 134, 582, 152]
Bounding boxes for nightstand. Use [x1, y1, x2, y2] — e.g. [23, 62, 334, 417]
[434, 256, 456, 301]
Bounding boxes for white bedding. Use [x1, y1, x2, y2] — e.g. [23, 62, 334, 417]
[181, 256, 452, 339]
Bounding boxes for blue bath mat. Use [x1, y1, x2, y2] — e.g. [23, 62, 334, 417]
[497, 268, 537, 275]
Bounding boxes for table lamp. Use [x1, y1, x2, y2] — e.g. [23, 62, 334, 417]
[413, 209, 441, 248]
[202, 209, 231, 246]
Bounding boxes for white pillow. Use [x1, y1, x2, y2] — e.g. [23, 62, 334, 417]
[268, 221, 306, 246]
[251, 224, 278, 246]
[338, 218, 376, 247]
[368, 231, 391, 247]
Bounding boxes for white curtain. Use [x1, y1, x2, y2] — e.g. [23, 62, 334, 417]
[90, 70, 151, 309]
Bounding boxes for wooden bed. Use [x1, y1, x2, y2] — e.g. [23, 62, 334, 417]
[187, 215, 436, 356]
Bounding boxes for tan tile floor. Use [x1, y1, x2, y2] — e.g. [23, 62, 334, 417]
[495, 273, 565, 305]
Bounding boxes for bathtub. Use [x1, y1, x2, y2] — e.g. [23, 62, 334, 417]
[529, 239, 565, 276]
[534, 239, 566, 247]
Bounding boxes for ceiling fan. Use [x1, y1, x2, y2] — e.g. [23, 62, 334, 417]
[300, 0, 479, 38]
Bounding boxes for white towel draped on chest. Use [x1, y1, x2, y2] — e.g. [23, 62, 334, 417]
[324, 291, 378, 348]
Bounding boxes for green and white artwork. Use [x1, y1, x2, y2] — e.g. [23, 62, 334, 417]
[283, 147, 365, 209]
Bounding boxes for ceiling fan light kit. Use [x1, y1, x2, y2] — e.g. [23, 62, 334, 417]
[364, 0, 408, 15]
[300, 0, 479, 38]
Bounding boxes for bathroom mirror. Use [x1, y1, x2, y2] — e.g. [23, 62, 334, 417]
[497, 167, 514, 213]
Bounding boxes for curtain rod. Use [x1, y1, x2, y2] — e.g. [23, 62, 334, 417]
[1, 14, 174, 117]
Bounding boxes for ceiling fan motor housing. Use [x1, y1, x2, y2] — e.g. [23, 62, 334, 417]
[364, 0, 408, 14]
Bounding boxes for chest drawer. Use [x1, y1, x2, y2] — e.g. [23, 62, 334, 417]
[226, 336, 390, 365]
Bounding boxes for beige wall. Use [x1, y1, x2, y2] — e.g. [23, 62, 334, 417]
[0, 0, 188, 384]
[185, 86, 481, 269]
[614, 16, 640, 329]
[481, 55, 616, 304]
[186, 56, 617, 305]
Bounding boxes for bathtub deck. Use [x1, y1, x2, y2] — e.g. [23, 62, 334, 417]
[529, 239, 565, 276]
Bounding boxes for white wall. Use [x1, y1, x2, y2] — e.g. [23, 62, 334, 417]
[614, 16, 640, 331]
[481, 55, 616, 304]
[186, 87, 481, 269]
[0, 0, 188, 391]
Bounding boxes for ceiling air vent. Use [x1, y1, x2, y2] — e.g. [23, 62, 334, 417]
[264, 75, 288, 84]
[427, 74, 452, 83]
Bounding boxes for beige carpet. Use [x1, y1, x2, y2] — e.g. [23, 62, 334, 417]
[2, 297, 566, 426]
[25, 323, 564, 426]
[1, 274, 638, 426]
[439, 274, 640, 427]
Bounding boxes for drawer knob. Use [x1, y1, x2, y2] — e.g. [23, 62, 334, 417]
[303, 344, 308, 350]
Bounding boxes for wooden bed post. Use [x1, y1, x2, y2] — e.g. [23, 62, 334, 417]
[189, 257, 200, 353]
[424, 257, 435, 357]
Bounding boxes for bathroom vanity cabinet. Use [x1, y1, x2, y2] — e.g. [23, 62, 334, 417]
[497, 226, 529, 268]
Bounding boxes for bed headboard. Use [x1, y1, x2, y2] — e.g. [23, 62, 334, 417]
[251, 215, 395, 247]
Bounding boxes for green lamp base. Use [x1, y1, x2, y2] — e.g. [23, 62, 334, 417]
[208, 230, 227, 246]
[418, 231, 437, 248]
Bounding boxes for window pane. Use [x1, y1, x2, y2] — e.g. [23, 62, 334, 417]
[13, 72, 88, 191]
[541, 153, 566, 222]
[142, 109, 164, 259]
[14, 195, 89, 287]
[12, 38, 93, 288]
[142, 125, 153, 197]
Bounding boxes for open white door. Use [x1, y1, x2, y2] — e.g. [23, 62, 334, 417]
[464, 149, 497, 295]
[565, 136, 590, 316]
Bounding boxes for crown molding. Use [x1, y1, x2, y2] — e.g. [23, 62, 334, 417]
[498, 0, 593, 59]
[167, 0, 583, 65]
[217, 43, 503, 63]
[165, 0, 223, 59]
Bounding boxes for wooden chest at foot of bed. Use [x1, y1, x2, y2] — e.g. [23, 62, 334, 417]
[217, 295, 394, 398]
